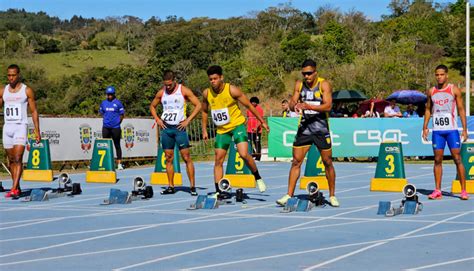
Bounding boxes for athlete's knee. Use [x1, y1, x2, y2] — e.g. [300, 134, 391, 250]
[291, 157, 304, 167]
[434, 156, 443, 166]
[10, 155, 22, 164]
[215, 155, 225, 165]
[239, 152, 251, 161]
[452, 155, 462, 166]
[181, 152, 192, 163]
[165, 153, 174, 163]
[322, 158, 333, 169]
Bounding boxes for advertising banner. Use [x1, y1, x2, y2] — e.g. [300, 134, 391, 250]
[24, 117, 157, 161]
[268, 116, 474, 158]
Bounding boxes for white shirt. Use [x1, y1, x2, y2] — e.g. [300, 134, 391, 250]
[384, 105, 401, 117]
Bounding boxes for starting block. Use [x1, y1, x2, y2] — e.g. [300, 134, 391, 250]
[102, 188, 131, 205]
[377, 201, 392, 215]
[377, 184, 422, 216]
[296, 199, 313, 212]
[281, 197, 299, 213]
[187, 195, 219, 210]
[25, 189, 49, 201]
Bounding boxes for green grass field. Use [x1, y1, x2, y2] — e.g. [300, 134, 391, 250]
[2, 49, 142, 80]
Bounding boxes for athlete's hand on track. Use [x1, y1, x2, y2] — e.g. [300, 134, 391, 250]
[422, 128, 429, 142]
[177, 119, 189, 131]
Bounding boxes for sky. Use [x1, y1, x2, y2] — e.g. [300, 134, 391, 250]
[1, 0, 458, 22]
[0, 0, 457, 22]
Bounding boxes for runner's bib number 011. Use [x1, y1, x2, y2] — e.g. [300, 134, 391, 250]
[4, 103, 22, 122]
[161, 109, 182, 125]
[433, 113, 454, 130]
[211, 108, 230, 126]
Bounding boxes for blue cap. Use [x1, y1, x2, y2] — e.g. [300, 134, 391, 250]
[105, 86, 116, 95]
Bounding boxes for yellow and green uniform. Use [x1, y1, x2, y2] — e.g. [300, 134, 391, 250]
[206, 83, 247, 150]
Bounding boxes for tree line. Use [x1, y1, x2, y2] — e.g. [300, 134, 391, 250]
[0, 0, 472, 116]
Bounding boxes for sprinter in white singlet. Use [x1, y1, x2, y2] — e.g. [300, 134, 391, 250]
[0, 64, 41, 198]
[423, 64, 469, 200]
[150, 70, 202, 196]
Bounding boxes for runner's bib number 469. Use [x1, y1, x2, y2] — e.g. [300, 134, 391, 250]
[433, 113, 454, 131]
[211, 108, 230, 126]
[4, 103, 22, 122]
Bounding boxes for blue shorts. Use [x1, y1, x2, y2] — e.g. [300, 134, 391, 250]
[432, 130, 461, 150]
[161, 126, 190, 150]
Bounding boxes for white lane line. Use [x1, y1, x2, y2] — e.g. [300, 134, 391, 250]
[0, 200, 277, 259]
[302, 211, 474, 270]
[114, 201, 378, 270]
[183, 228, 474, 270]
[0, 197, 194, 231]
[0, 219, 377, 266]
[406, 257, 474, 270]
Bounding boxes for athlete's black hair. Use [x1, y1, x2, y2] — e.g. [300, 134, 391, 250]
[435, 64, 448, 73]
[207, 65, 223, 76]
[162, 70, 175, 80]
[281, 99, 288, 103]
[7, 64, 20, 73]
[301, 59, 317, 68]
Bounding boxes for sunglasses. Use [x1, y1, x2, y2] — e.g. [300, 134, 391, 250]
[302, 71, 315, 76]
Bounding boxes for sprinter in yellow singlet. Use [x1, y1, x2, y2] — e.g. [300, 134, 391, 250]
[202, 65, 269, 195]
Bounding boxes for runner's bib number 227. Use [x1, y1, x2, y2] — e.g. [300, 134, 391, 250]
[161, 109, 182, 125]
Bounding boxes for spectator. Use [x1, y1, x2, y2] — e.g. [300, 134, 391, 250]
[247, 96, 264, 161]
[415, 103, 425, 117]
[330, 102, 350, 117]
[384, 99, 402, 118]
[364, 100, 380, 118]
[281, 99, 299, 117]
[403, 104, 419, 118]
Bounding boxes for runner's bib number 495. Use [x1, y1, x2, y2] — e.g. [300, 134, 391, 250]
[211, 108, 230, 126]
[4, 103, 22, 122]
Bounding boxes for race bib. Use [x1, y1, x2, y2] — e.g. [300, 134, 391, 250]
[161, 109, 182, 125]
[433, 113, 454, 130]
[211, 108, 230, 126]
[304, 101, 320, 115]
[4, 103, 22, 122]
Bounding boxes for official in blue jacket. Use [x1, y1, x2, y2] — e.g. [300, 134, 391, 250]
[99, 86, 125, 170]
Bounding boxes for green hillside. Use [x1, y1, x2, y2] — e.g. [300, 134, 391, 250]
[2, 50, 142, 80]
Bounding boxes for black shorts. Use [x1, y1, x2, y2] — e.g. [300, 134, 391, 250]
[293, 131, 332, 150]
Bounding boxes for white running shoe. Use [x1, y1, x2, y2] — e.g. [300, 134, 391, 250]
[117, 163, 124, 170]
[256, 179, 266, 193]
[276, 194, 291, 206]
